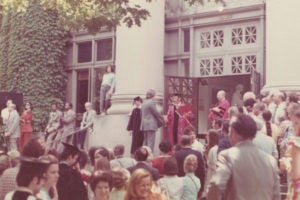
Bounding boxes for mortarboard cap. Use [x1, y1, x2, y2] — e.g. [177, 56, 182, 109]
[62, 142, 80, 154]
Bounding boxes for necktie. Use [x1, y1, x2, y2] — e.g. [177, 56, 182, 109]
[272, 105, 278, 123]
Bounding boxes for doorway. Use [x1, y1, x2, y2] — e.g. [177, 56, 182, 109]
[76, 70, 89, 117]
[165, 71, 260, 134]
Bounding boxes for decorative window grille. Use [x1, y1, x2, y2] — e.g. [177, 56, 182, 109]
[245, 26, 257, 44]
[213, 30, 224, 47]
[232, 28, 243, 45]
[245, 55, 257, 72]
[200, 32, 211, 48]
[200, 59, 211, 76]
[231, 56, 243, 74]
[212, 58, 224, 75]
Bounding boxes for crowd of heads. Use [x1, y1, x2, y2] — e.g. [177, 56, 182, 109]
[1, 87, 299, 199]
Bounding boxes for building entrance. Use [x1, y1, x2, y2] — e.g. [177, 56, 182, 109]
[76, 70, 89, 113]
[165, 71, 260, 134]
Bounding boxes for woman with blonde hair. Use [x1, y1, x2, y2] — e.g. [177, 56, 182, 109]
[181, 154, 201, 200]
[124, 168, 164, 200]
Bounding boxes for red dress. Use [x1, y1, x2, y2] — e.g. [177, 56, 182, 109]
[19, 111, 33, 151]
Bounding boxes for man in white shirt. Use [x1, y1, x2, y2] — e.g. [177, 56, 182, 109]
[1, 99, 12, 125]
[183, 128, 204, 153]
[268, 90, 286, 125]
[252, 115, 278, 159]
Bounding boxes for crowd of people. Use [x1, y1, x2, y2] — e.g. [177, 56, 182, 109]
[0, 84, 300, 200]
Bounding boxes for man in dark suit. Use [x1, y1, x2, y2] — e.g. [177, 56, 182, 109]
[173, 135, 205, 192]
[57, 143, 88, 200]
[127, 147, 159, 181]
[141, 89, 164, 151]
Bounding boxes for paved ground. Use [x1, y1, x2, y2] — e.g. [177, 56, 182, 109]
[87, 114, 132, 155]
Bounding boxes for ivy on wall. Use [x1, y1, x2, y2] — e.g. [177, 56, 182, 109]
[0, 0, 69, 131]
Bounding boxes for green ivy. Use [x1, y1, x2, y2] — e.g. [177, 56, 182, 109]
[0, 0, 69, 132]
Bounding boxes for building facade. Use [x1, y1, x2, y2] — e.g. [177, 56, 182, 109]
[65, 30, 116, 119]
[164, 0, 265, 132]
[66, 0, 266, 132]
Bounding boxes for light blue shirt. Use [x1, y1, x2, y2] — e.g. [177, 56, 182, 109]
[101, 72, 115, 88]
[181, 173, 201, 200]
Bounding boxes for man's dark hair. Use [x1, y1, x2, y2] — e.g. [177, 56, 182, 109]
[159, 140, 172, 154]
[214, 118, 223, 128]
[262, 110, 272, 122]
[133, 96, 143, 103]
[180, 135, 192, 147]
[59, 145, 79, 161]
[16, 161, 48, 187]
[183, 128, 196, 136]
[222, 120, 230, 134]
[289, 93, 299, 104]
[134, 147, 148, 161]
[243, 98, 256, 108]
[22, 137, 45, 158]
[113, 144, 125, 157]
[230, 114, 257, 139]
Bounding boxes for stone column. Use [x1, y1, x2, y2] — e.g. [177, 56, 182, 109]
[109, 0, 165, 114]
[91, 0, 165, 156]
[265, 0, 300, 88]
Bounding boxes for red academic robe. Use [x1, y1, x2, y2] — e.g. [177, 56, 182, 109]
[166, 103, 194, 145]
[208, 99, 230, 124]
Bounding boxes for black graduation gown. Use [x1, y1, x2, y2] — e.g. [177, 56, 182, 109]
[10, 190, 36, 200]
[127, 107, 143, 154]
[57, 163, 88, 200]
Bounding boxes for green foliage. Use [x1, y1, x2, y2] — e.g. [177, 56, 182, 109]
[0, 0, 69, 131]
[0, 11, 11, 89]
[0, 0, 152, 34]
[0, 0, 221, 34]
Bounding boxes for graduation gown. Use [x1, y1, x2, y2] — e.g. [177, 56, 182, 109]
[57, 163, 88, 200]
[127, 107, 143, 154]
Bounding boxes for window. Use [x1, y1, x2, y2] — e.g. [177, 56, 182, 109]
[96, 38, 113, 61]
[200, 32, 211, 48]
[231, 56, 243, 74]
[245, 55, 257, 72]
[77, 42, 92, 63]
[232, 28, 243, 45]
[183, 29, 190, 52]
[213, 30, 224, 47]
[212, 58, 224, 75]
[245, 26, 257, 44]
[200, 59, 210, 76]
